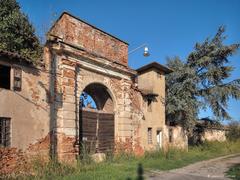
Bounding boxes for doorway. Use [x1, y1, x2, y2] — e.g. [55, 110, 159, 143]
[79, 83, 115, 153]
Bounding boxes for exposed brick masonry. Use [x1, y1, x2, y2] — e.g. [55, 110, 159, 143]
[50, 13, 128, 66]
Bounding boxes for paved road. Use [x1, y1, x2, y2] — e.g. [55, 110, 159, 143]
[147, 154, 240, 180]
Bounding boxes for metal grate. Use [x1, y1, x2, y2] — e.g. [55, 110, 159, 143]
[0, 117, 11, 147]
[148, 127, 153, 144]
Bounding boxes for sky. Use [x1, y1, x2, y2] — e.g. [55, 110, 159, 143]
[17, 0, 240, 121]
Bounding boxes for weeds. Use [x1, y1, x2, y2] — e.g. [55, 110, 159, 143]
[226, 163, 240, 180]
[2, 140, 240, 180]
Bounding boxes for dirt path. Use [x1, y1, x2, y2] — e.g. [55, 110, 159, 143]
[147, 154, 240, 180]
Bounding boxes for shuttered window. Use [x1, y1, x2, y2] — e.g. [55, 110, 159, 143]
[0, 117, 11, 147]
[14, 67, 22, 91]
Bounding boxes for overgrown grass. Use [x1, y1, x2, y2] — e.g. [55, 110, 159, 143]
[226, 164, 240, 180]
[4, 140, 240, 180]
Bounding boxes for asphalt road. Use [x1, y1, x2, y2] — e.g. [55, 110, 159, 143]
[146, 154, 240, 180]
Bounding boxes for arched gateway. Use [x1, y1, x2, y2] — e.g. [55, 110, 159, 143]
[79, 83, 115, 153]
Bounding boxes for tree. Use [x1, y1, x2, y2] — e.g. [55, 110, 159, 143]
[0, 0, 42, 63]
[166, 26, 240, 131]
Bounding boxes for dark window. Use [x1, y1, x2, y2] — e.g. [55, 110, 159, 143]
[0, 65, 11, 89]
[14, 67, 22, 91]
[0, 117, 11, 147]
[148, 127, 153, 144]
[147, 99, 152, 112]
[169, 128, 173, 143]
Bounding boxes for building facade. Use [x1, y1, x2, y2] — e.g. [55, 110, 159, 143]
[0, 12, 187, 164]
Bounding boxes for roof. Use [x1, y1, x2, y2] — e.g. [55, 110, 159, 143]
[196, 118, 225, 130]
[140, 89, 159, 96]
[0, 50, 32, 64]
[136, 61, 173, 74]
[49, 11, 129, 45]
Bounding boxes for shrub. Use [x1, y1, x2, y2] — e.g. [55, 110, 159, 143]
[227, 121, 240, 141]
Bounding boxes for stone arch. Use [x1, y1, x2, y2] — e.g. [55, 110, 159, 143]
[79, 81, 116, 153]
[79, 80, 117, 112]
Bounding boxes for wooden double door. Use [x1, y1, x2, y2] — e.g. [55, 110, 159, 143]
[79, 109, 114, 153]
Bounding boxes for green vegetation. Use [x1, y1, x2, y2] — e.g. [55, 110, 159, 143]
[4, 140, 240, 180]
[227, 121, 240, 141]
[166, 26, 240, 131]
[226, 164, 240, 180]
[0, 0, 42, 63]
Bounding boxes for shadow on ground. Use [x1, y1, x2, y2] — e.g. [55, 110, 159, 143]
[127, 163, 144, 180]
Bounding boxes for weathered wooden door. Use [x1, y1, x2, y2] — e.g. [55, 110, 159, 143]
[79, 109, 98, 153]
[79, 109, 114, 153]
[98, 112, 114, 152]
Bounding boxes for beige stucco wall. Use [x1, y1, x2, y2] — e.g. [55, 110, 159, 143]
[202, 129, 226, 142]
[137, 70, 188, 151]
[0, 59, 50, 150]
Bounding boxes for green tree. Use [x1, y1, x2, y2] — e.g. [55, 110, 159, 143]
[166, 26, 240, 131]
[0, 0, 42, 63]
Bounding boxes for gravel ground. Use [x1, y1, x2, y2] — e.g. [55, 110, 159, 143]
[147, 154, 240, 180]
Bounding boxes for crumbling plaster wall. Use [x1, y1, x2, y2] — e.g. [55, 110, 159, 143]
[0, 58, 50, 151]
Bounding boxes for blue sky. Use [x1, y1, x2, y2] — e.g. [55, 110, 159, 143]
[17, 0, 240, 121]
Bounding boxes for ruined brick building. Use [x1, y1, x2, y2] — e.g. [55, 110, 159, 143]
[0, 12, 188, 163]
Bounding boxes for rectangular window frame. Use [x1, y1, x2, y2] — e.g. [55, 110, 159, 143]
[0, 117, 11, 147]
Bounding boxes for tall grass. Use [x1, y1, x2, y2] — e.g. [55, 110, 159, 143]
[3, 140, 240, 180]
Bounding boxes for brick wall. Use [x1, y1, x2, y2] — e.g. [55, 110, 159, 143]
[50, 12, 128, 66]
[0, 133, 50, 175]
[0, 148, 26, 175]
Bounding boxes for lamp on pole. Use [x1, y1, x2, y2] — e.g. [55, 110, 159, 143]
[102, 43, 150, 68]
[128, 44, 150, 57]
